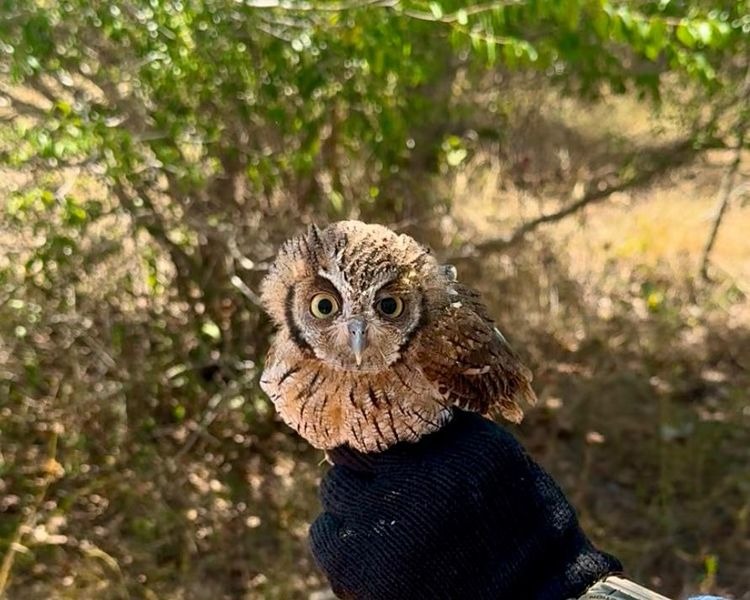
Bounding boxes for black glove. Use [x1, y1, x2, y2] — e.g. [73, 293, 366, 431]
[310, 409, 622, 600]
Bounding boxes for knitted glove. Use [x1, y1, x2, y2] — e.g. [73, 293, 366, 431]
[310, 409, 621, 600]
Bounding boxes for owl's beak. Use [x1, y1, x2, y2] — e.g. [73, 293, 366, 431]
[347, 318, 368, 366]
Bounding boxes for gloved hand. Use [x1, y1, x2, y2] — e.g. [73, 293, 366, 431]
[310, 409, 621, 600]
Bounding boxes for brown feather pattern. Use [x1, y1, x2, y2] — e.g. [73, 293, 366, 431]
[260, 221, 536, 452]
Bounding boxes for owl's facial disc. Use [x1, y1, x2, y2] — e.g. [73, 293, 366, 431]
[292, 276, 422, 372]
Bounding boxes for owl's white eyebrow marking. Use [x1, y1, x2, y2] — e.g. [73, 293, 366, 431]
[334, 243, 346, 262]
[370, 272, 400, 295]
[318, 266, 352, 296]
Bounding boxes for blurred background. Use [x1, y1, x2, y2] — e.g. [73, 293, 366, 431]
[1, 1, 749, 598]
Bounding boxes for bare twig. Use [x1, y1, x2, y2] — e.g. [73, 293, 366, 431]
[698, 144, 744, 281]
[113, 181, 199, 284]
[226, 238, 271, 273]
[698, 64, 750, 281]
[230, 275, 263, 308]
[0, 93, 49, 118]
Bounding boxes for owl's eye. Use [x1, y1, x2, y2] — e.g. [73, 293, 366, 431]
[376, 295, 404, 318]
[310, 293, 340, 319]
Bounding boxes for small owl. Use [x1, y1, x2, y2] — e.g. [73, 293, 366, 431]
[260, 221, 536, 452]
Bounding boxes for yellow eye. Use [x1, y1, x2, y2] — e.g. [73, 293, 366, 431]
[376, 295, 404, 318]
[310, 293, 339, 319]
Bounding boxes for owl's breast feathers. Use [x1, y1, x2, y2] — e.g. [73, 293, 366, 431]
[260, 331, 451, 452]
[261, 283, 536, 453]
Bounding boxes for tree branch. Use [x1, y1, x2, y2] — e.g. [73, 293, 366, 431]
[698, 64, 750, 282]
[698, 143, 745, 281]
[0, 90, 50, 118]
[447, 138, 703, 260]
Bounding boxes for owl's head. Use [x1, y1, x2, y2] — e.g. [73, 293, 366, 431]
[261, 221, 446, 372]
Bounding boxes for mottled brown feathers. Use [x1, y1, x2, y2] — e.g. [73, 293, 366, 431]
[260, 221, 536, 452]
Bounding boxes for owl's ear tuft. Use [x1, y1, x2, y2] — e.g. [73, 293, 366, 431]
[306, 223, 324, 248]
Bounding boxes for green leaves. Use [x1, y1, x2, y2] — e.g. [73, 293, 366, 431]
[2, 0, 746, 199]
[676, 17, 733, 50]
[420, 1, 747, 96]
[62, 197, 88, 227]
[201, 320, 222, 341]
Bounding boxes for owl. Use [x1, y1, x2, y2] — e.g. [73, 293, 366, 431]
[260, 221, 536, 453]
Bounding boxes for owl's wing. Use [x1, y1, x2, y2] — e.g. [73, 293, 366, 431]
[415, 284, 537, 423]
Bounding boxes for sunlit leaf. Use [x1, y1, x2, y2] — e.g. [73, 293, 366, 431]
[201, 320, 221, 340]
